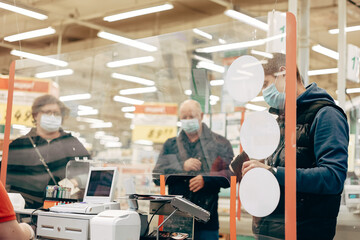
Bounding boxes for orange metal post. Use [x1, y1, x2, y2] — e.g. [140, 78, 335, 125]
[230, 176, 236, 240]
[285, 12, 297, 240]
[0, 61, 15, 185]
[158, 175, 166, 230]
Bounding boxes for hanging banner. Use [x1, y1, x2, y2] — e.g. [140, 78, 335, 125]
[132, 103, 178, 144]
[0, 76, 57, 126]
[347, 44, 360, 83]
[266, 11, 286, 53]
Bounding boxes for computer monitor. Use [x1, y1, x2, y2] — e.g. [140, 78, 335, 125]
[83, 167, 118, 203]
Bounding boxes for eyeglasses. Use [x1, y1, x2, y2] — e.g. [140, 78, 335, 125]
[40, 110, 62, 116]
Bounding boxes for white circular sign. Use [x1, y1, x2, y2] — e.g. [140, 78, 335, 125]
[240, 111, 280, 160]
[240, 168, 280, 217]
[225, 55, 264, 103]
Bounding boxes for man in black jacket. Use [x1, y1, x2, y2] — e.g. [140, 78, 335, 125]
[153, 99, 234, 240]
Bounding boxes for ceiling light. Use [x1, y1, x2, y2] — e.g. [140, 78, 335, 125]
[245, 103, 267, 111]
[218, 38, 226, 44]
[329, 25, 360, 34]
[193, 54, 214, 63]
[196, 39, 264, 53]
[104, 142, 122, 148]
[311, 44, 339, 60]
[121, 106, 136, 112]
[250, 50, 273, 59]
[250, 96, 265, 102]
[133, 140, 153, 145]
[210, 95, 220, 102]
[4, 27, 55, 42]
[78, 105, 93, 111]
[107, 56, 154, 68]
[103, 3, 173, 22]
[12, 124, 27, 130]
[0, 0, 47, 20]
[224, 9, 269, 31]
[76, 117, 103, 124]
[195, 33, 284, 53]
[346, 88, 360, 94]
[184, 89, 192, 96]
[90, 122, 113, 128]
[10, 50, 68, 67]
[193, 28, 213, 40]
[210, 79, 224, 86]
[210, 100, 217, 105]
[35, 69, 73, 78]
[113, 95, 144, 105]
[60, 93, 91, 102]
[120, 86, 157, 95]
[308, 68, 338, 76]
[196, 61, 225, 73]
[111, 73, 155, 86]
[124, 113, 135, 119]
[97, 31, 157, 52]
[77, 109, 99, 116]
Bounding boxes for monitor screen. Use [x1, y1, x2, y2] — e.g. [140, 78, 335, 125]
[86, 170, 114, 197]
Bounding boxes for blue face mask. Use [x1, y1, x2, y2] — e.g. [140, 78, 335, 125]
[181, 118, 200, 133]
[40, 114, 62, 133]
[262, 83, 285, 110]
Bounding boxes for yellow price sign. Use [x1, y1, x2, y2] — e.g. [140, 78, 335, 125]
[132, 125, 177, 143]
[0, 104, 33, 127]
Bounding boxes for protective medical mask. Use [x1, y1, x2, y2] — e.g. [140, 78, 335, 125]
[40, 114, 62, 133]
[262, 83, 285, 110]
[181, 118, 200, 134]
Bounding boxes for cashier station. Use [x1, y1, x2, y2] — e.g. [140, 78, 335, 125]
[13, 165, 210, 240]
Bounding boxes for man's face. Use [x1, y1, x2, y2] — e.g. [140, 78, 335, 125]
[263, 68, 286, 93]
[179, 105, 203, 129]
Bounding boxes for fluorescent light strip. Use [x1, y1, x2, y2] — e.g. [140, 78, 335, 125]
[113, 95, 144, 105]
[10, 50, 68, 67]
[77, 109, 98, 116]
[184, 90, 192, 96]
[134, 140, 153, 145]
[210, 79, 224, 86]
[250, 50, 273, 59]
[224, 9, 269, 31]
[120, 86, 157, 95]
[107, 56, 154, 68]
[104, 3, 173, 22]
[111, 73, 154, 86]
[250, 96, 265, 102]
[193, 54, 214, 63]
[346, 88, 360, 94]
[35, 69, 73, 78]
[104, 142, 122, 148]
[97, 31, 157, 52]
[78, 105, 93, 111]
[218, 38, 226, 44]
[60, 93, 91, 102]
[312, 44, 339, 60]
[195, 33, 284, 53]
[90, 122, 113, 128]
[124, 113, 135, 119]
[196, 39, 265, 53]
[308, 68, 338, 76]
[4, 27, 55, 42]
[121, 106, 136, 112]
[0, 1, 47, 20]
[76, 117, 103, 124]
[210, 95, 220, 101]
[193, 28, 213, 40]
[245, 103, 267, 111]
[196, 61, 225, 73]
[329, 25, 360, 34]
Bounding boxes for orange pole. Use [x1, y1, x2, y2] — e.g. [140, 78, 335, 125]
[230, 176, 236, 240]
[1, 61, 15, 185]
[158, 175, 166, 230]
[285, 12, 297, 240]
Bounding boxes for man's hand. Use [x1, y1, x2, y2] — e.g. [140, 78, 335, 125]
[183, 158, 202, 171]
[242, 160, 271, 176]
[189, 175, 204, 192]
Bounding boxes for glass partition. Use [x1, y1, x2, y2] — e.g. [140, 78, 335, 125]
[1, 11, 357, 240]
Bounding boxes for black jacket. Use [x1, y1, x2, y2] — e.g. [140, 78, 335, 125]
[153, 123, 234, 231]
[6, 128, 90, 208]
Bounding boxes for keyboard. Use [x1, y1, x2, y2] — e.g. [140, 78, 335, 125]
[50, 202, 120, 215]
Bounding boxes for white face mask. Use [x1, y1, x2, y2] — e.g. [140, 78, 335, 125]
[40, 114, 62, 133]
[181, 118, 200, 133]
